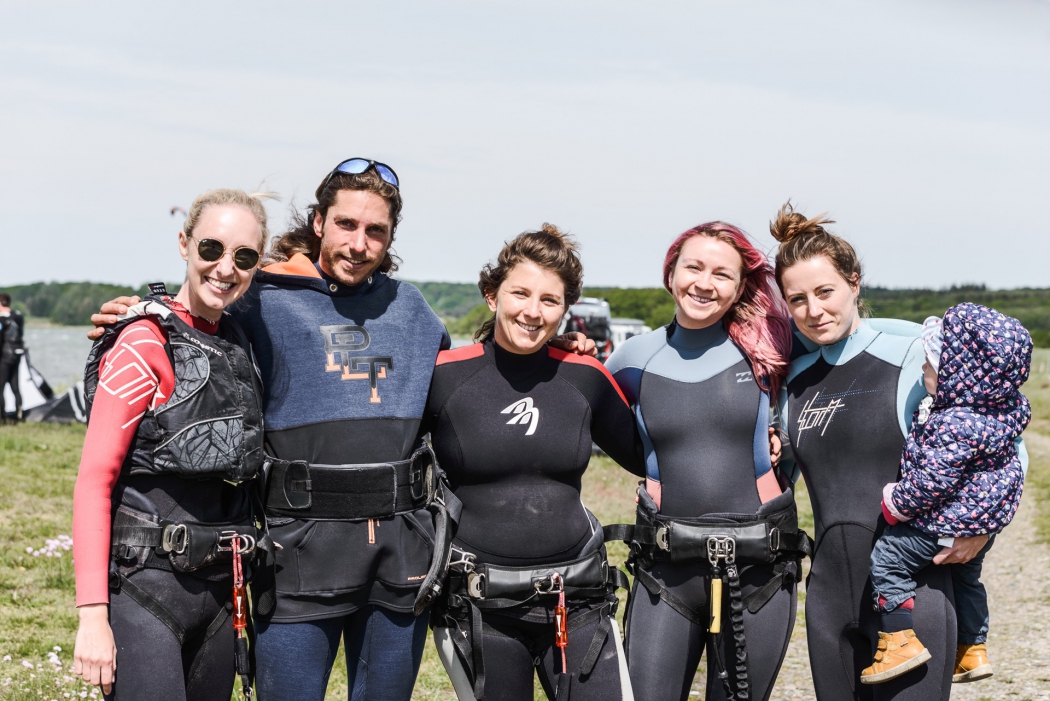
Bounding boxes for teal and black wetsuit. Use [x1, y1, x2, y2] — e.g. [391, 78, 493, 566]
[779, 319, 951, 700]
[606, 321, 796, 701]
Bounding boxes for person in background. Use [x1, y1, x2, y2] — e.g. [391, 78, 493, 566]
[0, 293, 26, 424]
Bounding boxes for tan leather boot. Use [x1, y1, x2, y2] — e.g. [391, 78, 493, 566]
[953, 643, 993, 683]
[860, 630, 932, 684]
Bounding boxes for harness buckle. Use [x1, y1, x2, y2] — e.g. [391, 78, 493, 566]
[448, 548, 477, 574]
[769, 526, 780, 553]
[161, 524, 188, 554]
[217, 531, 256, 555]
[656, 526, 670, 552]
[467, 572, 486, 599]
[533, 573, 564, 595]
[706, 536, 735, 567]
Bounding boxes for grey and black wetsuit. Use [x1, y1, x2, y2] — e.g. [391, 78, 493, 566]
[778, 319, 952, 700]
[425, 339, 644, 701]
[605, 321, 796, 701]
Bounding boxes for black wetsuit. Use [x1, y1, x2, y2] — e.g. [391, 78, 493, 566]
[425, 339, 644, 701]
[606, 321, 796, 701]
[107, 478, 245, 701]
[779, 320, 953, 700]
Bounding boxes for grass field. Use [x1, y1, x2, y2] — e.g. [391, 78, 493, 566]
[0, 350, 1045, 699]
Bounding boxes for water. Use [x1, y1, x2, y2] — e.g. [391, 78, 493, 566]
[24, 327, 95, 392]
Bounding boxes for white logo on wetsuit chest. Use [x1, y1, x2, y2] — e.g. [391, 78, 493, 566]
[501, 397, 539, 436]
[736, 371, 753, 383]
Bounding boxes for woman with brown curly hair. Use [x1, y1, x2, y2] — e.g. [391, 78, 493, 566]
[425, 224, 645, 701]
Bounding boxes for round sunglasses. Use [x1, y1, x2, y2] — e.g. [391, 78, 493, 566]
[189, 236, 261, 271]
[316, 158, 399, 198]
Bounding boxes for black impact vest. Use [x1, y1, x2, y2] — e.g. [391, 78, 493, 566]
[84, 296, 264, 483]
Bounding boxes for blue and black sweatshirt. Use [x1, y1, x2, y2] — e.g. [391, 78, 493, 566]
[231, 253, 450, 622]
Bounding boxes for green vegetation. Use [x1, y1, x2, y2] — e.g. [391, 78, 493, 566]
[865, 285, 1050, 348]
[5, 280, 1049, 347]
[0, 282, 182, 327]
[410, 282, 483, 321]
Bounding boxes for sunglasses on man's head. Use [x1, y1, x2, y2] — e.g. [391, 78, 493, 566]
[316, 158, 400, 198]
[190, 236, 261, 271]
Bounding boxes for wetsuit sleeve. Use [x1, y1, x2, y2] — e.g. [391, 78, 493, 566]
[890, 410, 977, 520]
[586, 366, 645, 477]
[775, 387, 800, 484]
[604, 342, 644, 406]
[1017, 436, 1028, 478]
[898, 338, 928, 435]
[72, 320, 174, 607]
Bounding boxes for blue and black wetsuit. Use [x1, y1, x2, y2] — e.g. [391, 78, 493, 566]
[778, 319, 952, 700]
[606, 321, 796, 701]
[425, 339, 644, 701]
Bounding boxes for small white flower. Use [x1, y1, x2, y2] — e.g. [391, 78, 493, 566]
[52, 647, 61, 653]
[2, 655, 10, 662]
[21, 660, 32, 668]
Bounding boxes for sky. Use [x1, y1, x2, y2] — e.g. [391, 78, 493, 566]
[1, 0, 1048, 290]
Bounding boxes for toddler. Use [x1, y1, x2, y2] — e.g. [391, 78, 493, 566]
[861, 302, 1031, 685]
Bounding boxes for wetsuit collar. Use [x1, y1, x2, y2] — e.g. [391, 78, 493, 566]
[667, 318, 729, 352]
[819, 318, 879, 365]
[488, 338, 549, 376]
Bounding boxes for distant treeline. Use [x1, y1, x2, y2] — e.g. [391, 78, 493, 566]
[3, 280, 1048, 347]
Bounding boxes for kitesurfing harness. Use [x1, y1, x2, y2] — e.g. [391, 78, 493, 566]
[604, 488, 813, 701]
[260, 441, 462, 617]
[435, 541, 627, 701]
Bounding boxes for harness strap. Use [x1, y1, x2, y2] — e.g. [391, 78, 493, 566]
[633, 566, 707, 627]
[264, 443, 436, 520]
[413, 484, 463, 616]
[725, 563, 750, 700]
[117, 574, 188, 645]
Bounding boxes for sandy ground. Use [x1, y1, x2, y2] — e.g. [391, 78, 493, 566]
[763, 432, 1050, 701]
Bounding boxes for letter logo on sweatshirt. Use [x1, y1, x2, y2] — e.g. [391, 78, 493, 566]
[321, 325, 394, 403]
[501, 397, 539, 436]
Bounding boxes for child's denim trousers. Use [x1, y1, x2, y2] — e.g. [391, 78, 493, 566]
[870, 522, 996, 644]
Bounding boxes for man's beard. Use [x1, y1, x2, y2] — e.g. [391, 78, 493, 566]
[319, 240, 384, 287]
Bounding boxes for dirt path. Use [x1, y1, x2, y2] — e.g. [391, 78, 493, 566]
[765, 431, 1050, 701]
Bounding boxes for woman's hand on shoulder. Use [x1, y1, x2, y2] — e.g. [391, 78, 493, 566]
[933, 534, 989, 565]
[74, 603, 116, 693]
[87, 296, 141, 341]
[550, 332, 597, 357]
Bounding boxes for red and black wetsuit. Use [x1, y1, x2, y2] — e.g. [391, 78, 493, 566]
[425, 339, 644, 701]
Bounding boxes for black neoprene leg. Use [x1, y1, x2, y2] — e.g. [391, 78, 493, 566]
[625, 579, 705, 701]
[534, 610, 630, 701]
[106, 568, 235, 701]
[625, 563, 795, 701]
[807, 523, 954, 701]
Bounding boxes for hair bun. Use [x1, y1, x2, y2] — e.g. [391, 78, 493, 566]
[769, 200, 835, 243]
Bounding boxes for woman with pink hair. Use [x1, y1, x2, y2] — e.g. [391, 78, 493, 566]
[604, 222, 808, 701]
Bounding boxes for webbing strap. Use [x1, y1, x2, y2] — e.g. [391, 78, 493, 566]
[264, 445, 435, 520]
[633, 566, 706, 627]
[602, 523, 660, 547]
[111, 525, 164, 548]
[118, 575, 187, 645]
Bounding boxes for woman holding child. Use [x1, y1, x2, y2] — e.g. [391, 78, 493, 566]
[771, 202, 1023, 700]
